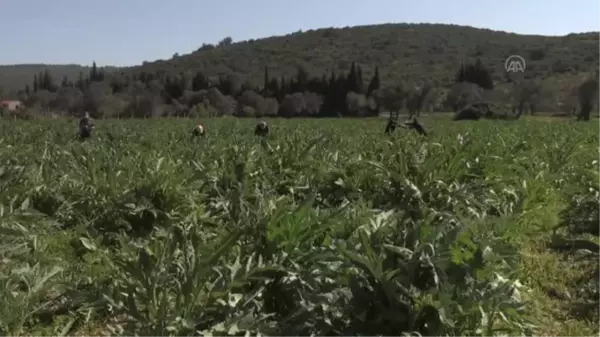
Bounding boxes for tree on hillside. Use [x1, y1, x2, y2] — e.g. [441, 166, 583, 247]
[217, 74, 243, 97]
[51, 87, 84, 113]
[366, 66, 381, 97]
[237, 90, 267, 117]
[82, 82, 109, 116]
[346, 92, 369, 116]
[560, 85, 581, 116]
[41, 70, 56, 92]
[90, 62, 99, 81]
[406, 84, 435, 117]
[10, 58, 391, 119]
[373, 85, 408, 115]
[346, 62, 362, 93]
[447, 58, 497, 116]
[61, 76, 70, 88]
[444, 82, 484, 112]
[261, 66, 280, 97]
[191, 71, 210, 91]
[263, 66, 269, 93]
[456, 59, 494, 90]
[511, 80, 542, 115]
[218, 37, 233, 47]
[577, 71, 599, 121]
[356, 65, 364, 93]
[88, 61, 106, 83]
[76, 72, 84, 90]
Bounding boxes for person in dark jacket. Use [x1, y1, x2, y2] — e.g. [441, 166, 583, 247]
[385, 114, 399, 135]
[254, 121, 269, 137]
[385, 114, 427, 137]
[78, 111, 94, 139]
[191, 123, 205, 137]
[402, 118, 427, 137]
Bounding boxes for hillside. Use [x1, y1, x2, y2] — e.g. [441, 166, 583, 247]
[0, 64, 118, 93]
[1, 23, 598, 119]
[130, 23, 599, 87]
[2, 23, 599, 94]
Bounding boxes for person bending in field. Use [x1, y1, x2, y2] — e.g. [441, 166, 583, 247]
[385, 115, 398, 135]
[191, 123, 205, 137]
[78, 111, 94, 140]
[385, 115, 427, 137]
[402, 118, 427, 137]
[254, 121, 269, 137]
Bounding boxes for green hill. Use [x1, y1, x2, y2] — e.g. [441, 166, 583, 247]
[1, 23, 598, 119]
[129, 23, 599, 87]
[2, 23, 598, 94]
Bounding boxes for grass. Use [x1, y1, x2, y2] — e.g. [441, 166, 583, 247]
[0, 116, 598, 336]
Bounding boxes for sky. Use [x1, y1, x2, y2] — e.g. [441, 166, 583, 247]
[0, 0, 598, 67]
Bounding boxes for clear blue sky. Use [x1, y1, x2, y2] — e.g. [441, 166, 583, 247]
[1, 0, 598, 67]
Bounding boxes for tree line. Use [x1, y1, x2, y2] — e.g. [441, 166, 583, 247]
[17, 59, 387, 118]
[6, 57, 599, 121]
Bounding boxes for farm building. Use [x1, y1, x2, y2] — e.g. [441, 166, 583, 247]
[0, 100, 25, 111]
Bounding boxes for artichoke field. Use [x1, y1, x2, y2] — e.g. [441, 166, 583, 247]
[0, 117, 598, 336]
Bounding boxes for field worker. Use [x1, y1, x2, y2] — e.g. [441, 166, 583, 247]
[254, 120, 269, 137]
[78, 111, 94, 139]
[191, 123, 205, 137]
[402, 118, 428, 137]
[385, 114, 398, 135]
